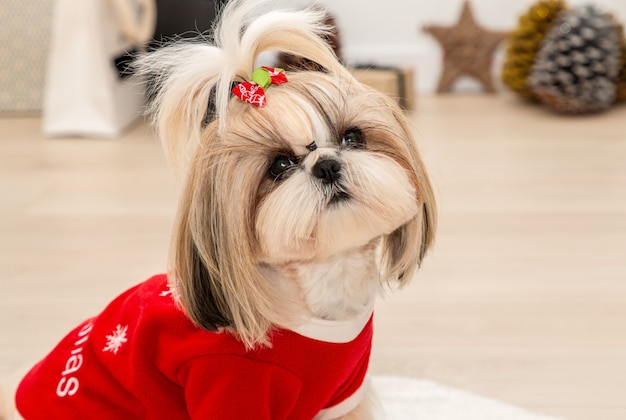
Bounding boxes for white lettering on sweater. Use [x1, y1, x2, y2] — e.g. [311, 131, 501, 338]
[56, 322, 93, 398]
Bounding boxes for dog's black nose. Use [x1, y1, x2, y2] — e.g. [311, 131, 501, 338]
[312, 159, 342, 184]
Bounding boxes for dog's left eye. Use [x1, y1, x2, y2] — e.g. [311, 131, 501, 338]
[341, 129, 365, 149]
[269, 155, 297, 178]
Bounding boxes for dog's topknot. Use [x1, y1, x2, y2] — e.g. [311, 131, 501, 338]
[133, 0, 348, 174]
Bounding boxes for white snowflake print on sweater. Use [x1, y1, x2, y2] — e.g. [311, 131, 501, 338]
[159, 282, 179, 301]
[103, 324, 128, 354]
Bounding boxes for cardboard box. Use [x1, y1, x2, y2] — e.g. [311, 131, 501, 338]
[350, 66, 415, 110]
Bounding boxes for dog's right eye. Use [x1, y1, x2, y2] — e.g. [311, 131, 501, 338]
[269, 155, 297, 178]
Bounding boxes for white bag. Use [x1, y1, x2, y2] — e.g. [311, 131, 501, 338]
[43, 0, 155, 138]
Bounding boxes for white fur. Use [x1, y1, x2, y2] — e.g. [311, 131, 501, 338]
[262, 242, 382, 321]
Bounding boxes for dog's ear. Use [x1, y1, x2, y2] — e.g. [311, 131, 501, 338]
[168, 146, 280, 349]
[171, 193, 233, 332]
[380, 108, 437, 286]
[382, 200, 435, 286]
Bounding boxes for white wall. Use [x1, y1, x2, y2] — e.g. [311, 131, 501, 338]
[315, 0, 626, 93]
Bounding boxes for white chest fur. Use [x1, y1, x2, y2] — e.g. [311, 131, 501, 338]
[264, 241, 382, 322]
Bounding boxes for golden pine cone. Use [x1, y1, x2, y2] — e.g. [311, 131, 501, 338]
[501, 0, 566, 101]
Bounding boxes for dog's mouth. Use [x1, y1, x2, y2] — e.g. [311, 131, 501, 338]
[328, 190, 352, 205]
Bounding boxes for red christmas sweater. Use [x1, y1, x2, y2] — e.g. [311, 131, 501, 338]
[15, 274, 373, 419]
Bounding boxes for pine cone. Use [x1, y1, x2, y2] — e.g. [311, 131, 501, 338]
[501, 0, 566, 101]
[615, 28, 626, 102]
[529, 5, 622, 114]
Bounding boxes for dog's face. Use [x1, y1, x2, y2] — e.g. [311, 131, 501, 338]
[170, 71, 435, 344]
[210, 72, 427, 263]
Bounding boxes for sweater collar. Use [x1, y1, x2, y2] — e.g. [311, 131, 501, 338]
[287, 301, 375, 343]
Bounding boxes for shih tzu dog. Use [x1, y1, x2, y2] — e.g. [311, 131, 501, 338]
[2, 0, 435, 418]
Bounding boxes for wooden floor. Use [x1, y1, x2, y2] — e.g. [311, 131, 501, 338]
[1, 96, 625, 419]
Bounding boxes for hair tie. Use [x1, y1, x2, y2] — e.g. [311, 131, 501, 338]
[231, 66, 287, 107]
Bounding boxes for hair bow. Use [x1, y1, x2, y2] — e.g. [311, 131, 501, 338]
[231, 66, 288, 107]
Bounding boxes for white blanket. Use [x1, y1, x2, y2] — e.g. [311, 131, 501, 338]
[372, 376, 563, 420]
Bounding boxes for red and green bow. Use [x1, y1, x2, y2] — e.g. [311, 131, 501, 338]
[231, 66, 288, 107]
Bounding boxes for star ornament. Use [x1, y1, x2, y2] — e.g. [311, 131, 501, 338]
[423, 0, 509, 93]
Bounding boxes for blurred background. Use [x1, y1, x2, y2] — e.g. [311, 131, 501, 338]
[2, 0, 626, 117]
